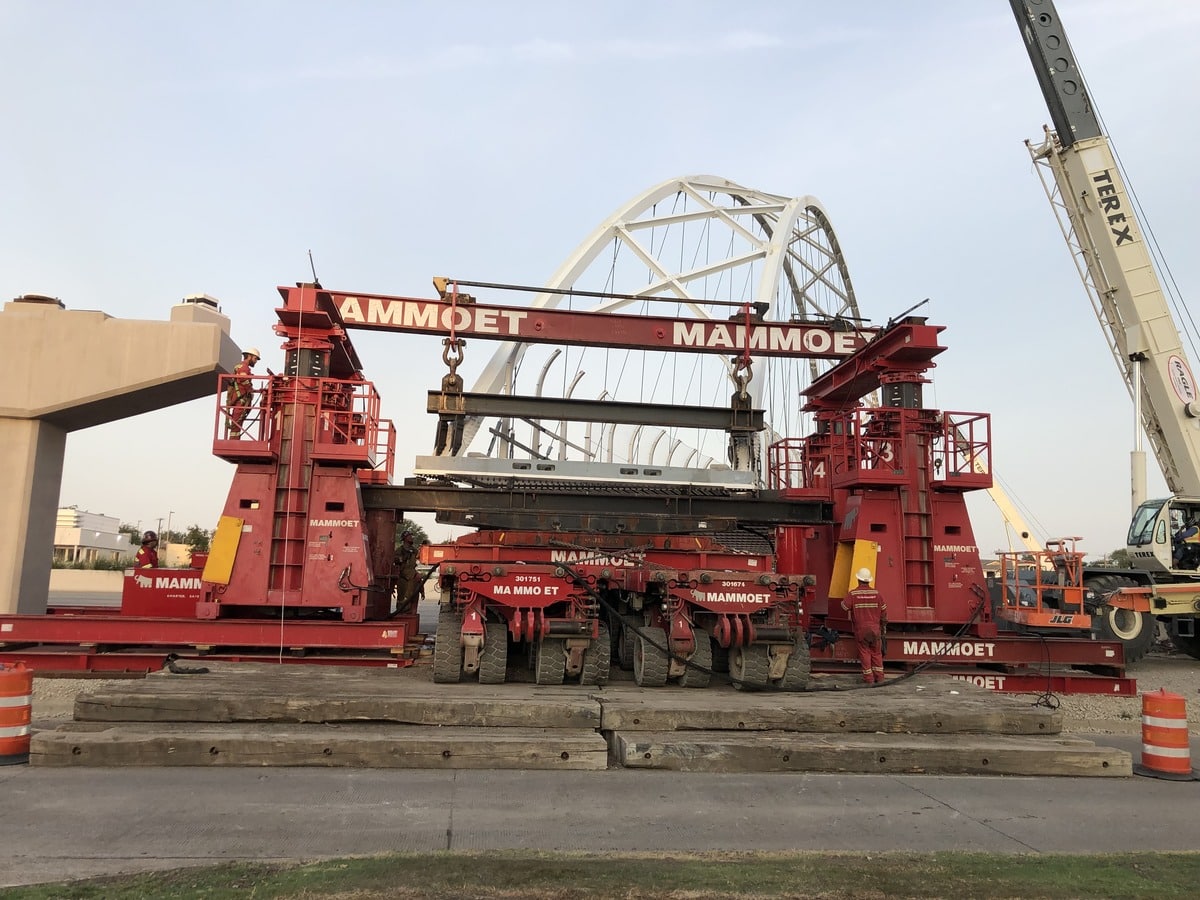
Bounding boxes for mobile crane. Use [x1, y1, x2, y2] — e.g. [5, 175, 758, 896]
[1012, 0, 1200, 659]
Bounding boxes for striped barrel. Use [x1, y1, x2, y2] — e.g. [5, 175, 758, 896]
[0, 663, 32, 766]
[1134, 688, 1198, 781]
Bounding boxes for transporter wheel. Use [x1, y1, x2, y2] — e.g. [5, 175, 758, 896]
[534, 637, 566, 685]
[711, 641, 730, 673]
[581, 622, 612, 686]
[677, 630, 713, 689]
[633, 627, 669, 687]
[616, 617, 639, 670]
[433, 605, 463, 684]
[729, 644, 770, 691]
[1084, 574, 1155, 664]
[778, 640, 811, 692]
[478, 622, 508, 684]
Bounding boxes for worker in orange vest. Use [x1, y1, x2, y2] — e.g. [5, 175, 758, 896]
[135, 531, 159, 569]
[842, 568, 887, 684]
[226, 347, 261, 437]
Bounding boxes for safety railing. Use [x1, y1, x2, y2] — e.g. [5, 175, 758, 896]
[358, 418, 397, 484]
[312, 378, 384, 469]
[930, 411, 992, 491]
[212, 373, 275, 461]
[767, 437, 830, 497]
[996, 538, 1091, 629]
[830, 408, 909, 489]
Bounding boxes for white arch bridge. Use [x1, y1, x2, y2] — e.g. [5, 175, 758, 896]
[418, 174, 866, 489]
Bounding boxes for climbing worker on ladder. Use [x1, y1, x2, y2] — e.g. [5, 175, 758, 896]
[842, 568, 888, 684]
[226, 347, 261, 438]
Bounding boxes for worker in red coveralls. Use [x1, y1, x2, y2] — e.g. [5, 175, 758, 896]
[135, 531, 159, 569]
[842, 567, 887, 684]
[226, 347, 261, 437]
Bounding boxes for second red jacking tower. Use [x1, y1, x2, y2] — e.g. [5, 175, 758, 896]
[772, 318, 996, 635]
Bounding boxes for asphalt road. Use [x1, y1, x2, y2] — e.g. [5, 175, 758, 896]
[1, 765, 1199, 888]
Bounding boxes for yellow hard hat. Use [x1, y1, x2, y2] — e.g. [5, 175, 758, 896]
[856, 568, 872, 582]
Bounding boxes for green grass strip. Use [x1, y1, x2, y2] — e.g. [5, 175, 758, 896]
[2, 850, 1197, 899]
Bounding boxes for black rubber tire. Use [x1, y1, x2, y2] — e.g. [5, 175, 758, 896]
[633, 626, 669, 687]
[711, 641, 730, 674]
[1085, 574, 1156, 664]
[730, 644, 770, 691]
[778, 640, 811, 692]
[432, 605, 462, 683]
[478, 622, 508, 684]
[581, 623, 612, 686]
[534, 637, 566, 685]
[1168, 626, 1200, 660]
[678, 630, 713, 689]
[616, 616, 639, 670]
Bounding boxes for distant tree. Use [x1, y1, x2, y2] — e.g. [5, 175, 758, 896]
[183, 524, 212, 553]
[1086, 548, 1132, 568]
[119, 523, 142, 543]
[395, 518, 430, 552]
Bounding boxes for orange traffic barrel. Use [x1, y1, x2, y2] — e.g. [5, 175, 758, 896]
[0, 663, 32, 766]
[1133, 688, 1199, 781]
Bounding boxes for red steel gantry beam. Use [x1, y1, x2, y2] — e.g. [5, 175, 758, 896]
[276, 283, 876, 360]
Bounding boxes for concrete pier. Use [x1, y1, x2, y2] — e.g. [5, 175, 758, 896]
[0, 295, 240, 614]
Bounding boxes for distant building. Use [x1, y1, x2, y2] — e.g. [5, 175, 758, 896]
[160, 542, 194, 568]
[54, 507, 134, 564]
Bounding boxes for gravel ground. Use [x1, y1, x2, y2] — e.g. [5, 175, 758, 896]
[1041, 648, 1200, 735]
[28, 647, 1200, 734]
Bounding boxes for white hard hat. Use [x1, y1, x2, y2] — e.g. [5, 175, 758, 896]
[856, 568, 873, 582]
[244, 347, 261, 359]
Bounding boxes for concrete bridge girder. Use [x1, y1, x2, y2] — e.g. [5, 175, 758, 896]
[0, 295, 242, 614]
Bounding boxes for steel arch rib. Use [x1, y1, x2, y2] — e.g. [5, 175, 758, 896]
[466, 175, 761, 398]
[459, 175, 858, 455]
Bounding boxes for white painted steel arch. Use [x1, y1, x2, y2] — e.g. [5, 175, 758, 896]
[461, 174, 863, 482]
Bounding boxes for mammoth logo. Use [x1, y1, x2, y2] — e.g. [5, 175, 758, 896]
[134, 573, 152, 589]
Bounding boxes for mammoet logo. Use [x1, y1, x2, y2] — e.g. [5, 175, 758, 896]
[155, 576, 202, 590]
[672, 322, 859, 356]
[309, 519, 360, 528]
[549, 549, 641, 567]
[693, 589, 775, 606]
[933, 544, 977, 553]
[902, 640, 997, 658]
[338, 296, 529, 335]
[950, 673, 1006, 691]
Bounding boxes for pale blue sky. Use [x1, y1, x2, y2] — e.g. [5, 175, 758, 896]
[3, 1, 1198, 556]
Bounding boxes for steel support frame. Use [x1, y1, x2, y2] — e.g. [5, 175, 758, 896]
[0, 613, 419, 652]
[810, 661, 1136, 695]
[0, 649, 418, 674]
[428, 391, 764, 431]
[808, 630, 1125, 667]
[364, 483, 831, 533]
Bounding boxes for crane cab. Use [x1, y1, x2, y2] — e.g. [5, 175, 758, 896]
[1127, 497, 1200, 576]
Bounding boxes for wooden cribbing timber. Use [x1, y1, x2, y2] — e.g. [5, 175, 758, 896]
[29, 662, 1132, 775]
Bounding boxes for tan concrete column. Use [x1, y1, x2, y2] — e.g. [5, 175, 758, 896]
[0, 295, 242, 614]
[0, 419, 66, 613]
